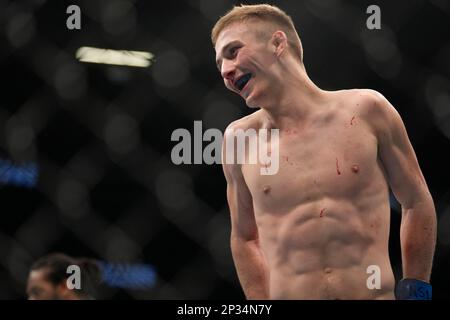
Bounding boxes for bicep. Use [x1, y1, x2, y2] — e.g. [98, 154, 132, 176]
[224, 165, 258, 241]
[222, 124, 258, 241]
[224, 161, 258, 240]
[376, 97, 429, 207]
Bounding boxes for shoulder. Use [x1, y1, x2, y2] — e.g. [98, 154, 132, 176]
[226, 110, 263, 130]
[223, 110, 263, 137]
[341, 89, 401, 134]
[222, 111, 263, 179]
[344, 88, 397, 118]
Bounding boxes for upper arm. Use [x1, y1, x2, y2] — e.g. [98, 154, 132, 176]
[222, 125, 258, 241]
[366, 90, 431, 208]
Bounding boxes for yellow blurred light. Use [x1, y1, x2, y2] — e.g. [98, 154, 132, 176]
[75, 46, 154, 67]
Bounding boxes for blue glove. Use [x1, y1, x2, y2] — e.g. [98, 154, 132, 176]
[395, 279, 432, 300]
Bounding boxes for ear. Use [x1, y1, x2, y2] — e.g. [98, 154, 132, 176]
[271, 31, 288, 57]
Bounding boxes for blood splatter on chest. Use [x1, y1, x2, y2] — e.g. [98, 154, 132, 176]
[242, 116, 379, 213]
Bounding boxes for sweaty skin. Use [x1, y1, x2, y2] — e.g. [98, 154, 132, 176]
[225, 90, 395, 299]
[217, 21, 436, 300]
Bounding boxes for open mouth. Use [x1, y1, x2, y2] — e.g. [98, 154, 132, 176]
[234, 73, 252, 91]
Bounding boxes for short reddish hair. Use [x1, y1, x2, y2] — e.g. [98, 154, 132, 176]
[211, 4, 303, 62]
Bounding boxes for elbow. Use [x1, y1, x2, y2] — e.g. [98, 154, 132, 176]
[230, 232, 260, 249]
[401, 191, 436, 214]
[230, 234, 262, 263]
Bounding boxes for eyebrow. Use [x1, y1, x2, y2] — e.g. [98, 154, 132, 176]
[216, 41, 240, 71]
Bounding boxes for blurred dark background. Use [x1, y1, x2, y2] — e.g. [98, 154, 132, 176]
[0, 0, 449, 299]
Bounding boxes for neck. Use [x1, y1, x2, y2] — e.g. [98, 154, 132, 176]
[259, 62, 327, 129]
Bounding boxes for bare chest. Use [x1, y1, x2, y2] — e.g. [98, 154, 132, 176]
[242, 120, 380, 213]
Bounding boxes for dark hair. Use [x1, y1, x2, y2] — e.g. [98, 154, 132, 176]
[30, 253, 102, 299]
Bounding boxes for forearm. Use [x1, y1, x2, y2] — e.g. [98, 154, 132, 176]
[231, 236, 270, 299]
[400, 196, 437, 282]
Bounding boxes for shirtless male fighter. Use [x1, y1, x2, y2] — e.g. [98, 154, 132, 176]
[212, 4, 436, 299]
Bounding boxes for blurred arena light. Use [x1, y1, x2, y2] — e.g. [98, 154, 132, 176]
[75, 46, 154, 68]
[99, 261, 157, 289]
[0, 159, 39, 188]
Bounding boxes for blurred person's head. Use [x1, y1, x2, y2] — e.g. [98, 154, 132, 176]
[27, 253, 101, 300]
[212, 4, 305, 109]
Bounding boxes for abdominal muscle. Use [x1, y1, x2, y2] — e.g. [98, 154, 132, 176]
[256, 200, 396, 300]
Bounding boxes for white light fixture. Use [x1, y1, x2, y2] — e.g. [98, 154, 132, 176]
[75, 46, 154, 67]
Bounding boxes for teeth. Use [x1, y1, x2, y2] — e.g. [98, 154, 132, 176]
[235, 73, 251, 91]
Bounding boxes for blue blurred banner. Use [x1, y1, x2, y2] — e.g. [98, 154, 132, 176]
[99, 262, 157, 289]
[0, 159, 39, 188]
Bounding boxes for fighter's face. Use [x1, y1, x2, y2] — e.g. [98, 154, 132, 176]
[26, 269, 60, 300]
[215, 22, 278, 108]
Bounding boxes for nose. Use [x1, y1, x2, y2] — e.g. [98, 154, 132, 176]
[220, 60, 235, 82]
